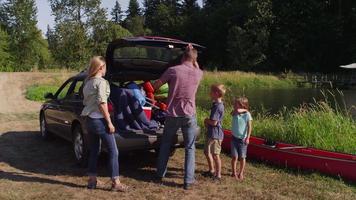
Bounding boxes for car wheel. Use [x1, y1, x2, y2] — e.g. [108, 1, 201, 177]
[73, 125, 88, 167]
[40, 114, 51, 140]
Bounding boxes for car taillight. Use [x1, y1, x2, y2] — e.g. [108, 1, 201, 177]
[108, 102, 114, 114]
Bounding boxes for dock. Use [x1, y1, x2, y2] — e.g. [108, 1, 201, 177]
[297, 73, 356, 88]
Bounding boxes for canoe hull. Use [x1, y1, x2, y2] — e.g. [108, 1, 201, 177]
[222, 130, 356, 182]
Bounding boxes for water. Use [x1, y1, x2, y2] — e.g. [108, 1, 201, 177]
[197, 88, 356, 118]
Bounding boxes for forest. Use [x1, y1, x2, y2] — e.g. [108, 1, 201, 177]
[0, 0, 355, 72]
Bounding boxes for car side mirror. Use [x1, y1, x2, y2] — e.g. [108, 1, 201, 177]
[44, 93, 55, 99]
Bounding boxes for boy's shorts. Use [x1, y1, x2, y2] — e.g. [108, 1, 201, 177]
[204, 139, 222, 155]
[231, 137, 248, 160]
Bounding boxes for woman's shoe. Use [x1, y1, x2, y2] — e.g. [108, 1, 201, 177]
[111, 182, 129, 192]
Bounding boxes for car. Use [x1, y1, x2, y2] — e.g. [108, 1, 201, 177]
[40, 36, 205, 165]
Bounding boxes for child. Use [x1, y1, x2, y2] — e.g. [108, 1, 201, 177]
[203, 84, 226, 180]
[231, 97, 252, 180]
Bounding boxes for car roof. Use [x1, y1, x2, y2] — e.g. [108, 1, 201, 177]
[71, 71, 87, 81]
[109, 36, 206, 50]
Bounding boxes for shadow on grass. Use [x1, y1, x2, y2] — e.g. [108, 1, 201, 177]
[0, 131, 184, 188]
[0, 170, 84, 188]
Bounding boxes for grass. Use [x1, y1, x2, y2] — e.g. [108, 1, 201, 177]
[252, 102, 356, 154]
[26, 85, 60, 102]
[0, 122, 355, 200]
[200, 71, 300, 90]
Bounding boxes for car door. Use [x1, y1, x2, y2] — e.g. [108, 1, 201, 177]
[55, 79, 85, 140]
[61, 79, 85, 132]
[45, 79, 76, 140]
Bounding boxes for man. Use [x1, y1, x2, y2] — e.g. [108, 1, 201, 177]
[153, 44, 203, 190]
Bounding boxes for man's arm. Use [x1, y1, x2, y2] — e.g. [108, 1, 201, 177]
[153, 68, 171, 91]
[153, 79, 164, 91]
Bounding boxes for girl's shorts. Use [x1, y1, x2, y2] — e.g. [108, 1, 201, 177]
[231, 137, 248, 160]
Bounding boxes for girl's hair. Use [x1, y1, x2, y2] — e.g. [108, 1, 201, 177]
[235, 97, 249, 110]
[87, 56, 106, 79]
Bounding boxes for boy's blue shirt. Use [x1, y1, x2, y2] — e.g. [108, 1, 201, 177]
[207, 101, 224, 140]
[232, 111, 252, 139]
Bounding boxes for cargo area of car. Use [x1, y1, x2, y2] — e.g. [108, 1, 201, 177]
[108, 80, 171, 139]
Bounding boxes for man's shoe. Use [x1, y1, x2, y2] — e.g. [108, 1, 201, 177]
[183, 182, 197, 190]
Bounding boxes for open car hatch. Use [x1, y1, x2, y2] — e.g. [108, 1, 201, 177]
[105, 36, 205, 82]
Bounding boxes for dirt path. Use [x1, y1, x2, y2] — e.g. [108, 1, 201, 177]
[0, 72, 71, 114]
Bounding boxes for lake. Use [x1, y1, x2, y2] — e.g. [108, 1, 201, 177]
[197, 88, 356, 118]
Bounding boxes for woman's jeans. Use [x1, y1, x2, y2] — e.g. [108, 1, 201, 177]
[86, 117, 119, 180]
[157, 116, 197, 184]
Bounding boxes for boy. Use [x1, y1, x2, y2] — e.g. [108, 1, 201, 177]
[203, 84, 226, 180]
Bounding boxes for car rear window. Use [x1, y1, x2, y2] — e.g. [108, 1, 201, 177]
[113, 45, 183, 62]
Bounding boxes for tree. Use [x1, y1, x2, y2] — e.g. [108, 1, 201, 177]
[111, 0, 123, 24]
[50, 21, 89, 69]
[125, 15, 149, 36]
[143, 1, 183, 37]
[48, 0, 103, 68]
[2, 0, 50, 71]
[90, 6, 131, 55]
[126, 0, 141, 19]
[0, 27, 12, 71]
[143, 0, 161, 30]
[226, 0, 274, 70]
[181, 0, 199, 16]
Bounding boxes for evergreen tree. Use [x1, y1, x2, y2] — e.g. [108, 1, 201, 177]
[226, 0, 274, 70]
[125, 15, 148, 36]
[0, 27, 12, 71]
[144, 1, 183, 37]
[111, 0, 123, 24]
[125, 0, 150, 36]
[143, 0, 160, 30]
[181, 0, 199, 15]
[2, 0, 50, 71]
[90, 7, 131, 55]
[126, 0, 141, 18]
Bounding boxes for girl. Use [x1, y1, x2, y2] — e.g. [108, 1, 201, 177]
[81, 56, 128, 191]
[230, 97, 252, 180]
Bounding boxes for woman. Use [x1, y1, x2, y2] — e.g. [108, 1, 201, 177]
[81, 56, 127, 192]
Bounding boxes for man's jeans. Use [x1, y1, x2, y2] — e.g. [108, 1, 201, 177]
[86, 117, 119, 180]
[157, 116, 197, 184]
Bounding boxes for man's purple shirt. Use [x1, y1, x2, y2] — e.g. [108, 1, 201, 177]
[159, 61, 203, 117]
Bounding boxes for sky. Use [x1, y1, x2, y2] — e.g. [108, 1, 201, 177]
[35, 0, 203, 35]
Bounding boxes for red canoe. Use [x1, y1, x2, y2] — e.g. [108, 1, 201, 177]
[222, 130, 356, 182]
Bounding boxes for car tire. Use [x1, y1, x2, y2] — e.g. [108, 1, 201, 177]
[72, 125, 89, 167]
[40, 114, 52, 140]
